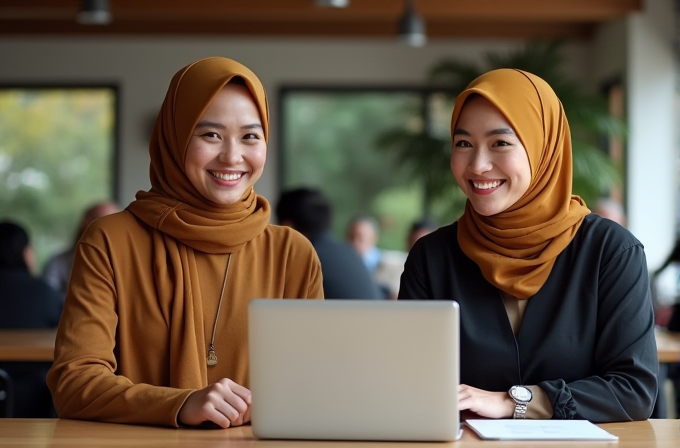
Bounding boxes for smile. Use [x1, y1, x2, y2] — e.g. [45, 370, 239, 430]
[209, 171, 243, 181]
[470, 180, 504, 190]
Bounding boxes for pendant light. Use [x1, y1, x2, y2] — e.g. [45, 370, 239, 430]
[77, 0, 112, 25]
[315, 0, 350, 7]
[398, 0, 427, 47]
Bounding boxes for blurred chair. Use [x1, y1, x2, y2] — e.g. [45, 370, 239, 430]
[0, 368, 14, 418]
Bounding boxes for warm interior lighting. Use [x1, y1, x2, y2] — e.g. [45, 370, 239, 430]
[398, 0, 427, 47]
[76, 0, 112, 26]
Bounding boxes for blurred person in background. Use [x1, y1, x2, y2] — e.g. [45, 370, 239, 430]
[277, 187, 382, 299]
[592, 197, 627, 227]
[0, 220, 63, 417]
[346, 214, 411, 300]
[650, 237, 680, 418]
[43, 201, 121, 295]
[346, 214, 382, 274]
[651, 237, 680, 327]
[407, 218, 437, 251]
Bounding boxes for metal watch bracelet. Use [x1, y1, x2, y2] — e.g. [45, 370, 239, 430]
[513, 403, 528, 419]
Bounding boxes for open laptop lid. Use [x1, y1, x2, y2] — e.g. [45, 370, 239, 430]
[249, 299, 460, 441]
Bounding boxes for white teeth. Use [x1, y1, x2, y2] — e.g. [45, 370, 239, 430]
[210, 171, 242, 181]
[472, 180, 502, 190]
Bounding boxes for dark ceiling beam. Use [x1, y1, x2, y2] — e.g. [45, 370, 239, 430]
[0, 19, 595, 39]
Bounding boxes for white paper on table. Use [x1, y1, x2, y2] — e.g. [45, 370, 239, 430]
[465, 419, 618, 441]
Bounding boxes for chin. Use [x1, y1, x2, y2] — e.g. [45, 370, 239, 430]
[471, 204, 501, 217]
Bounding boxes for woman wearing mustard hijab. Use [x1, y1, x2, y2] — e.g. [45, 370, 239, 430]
[47, 57, 323, 428]
[399, 69, 657, 422]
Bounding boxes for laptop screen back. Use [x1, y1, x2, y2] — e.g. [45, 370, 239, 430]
[248, 299, 460, 441]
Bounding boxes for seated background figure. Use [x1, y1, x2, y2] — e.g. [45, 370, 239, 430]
[277, 188, 383, 300]
[0, 220, 63, 417]
[43, 201, 120, 295]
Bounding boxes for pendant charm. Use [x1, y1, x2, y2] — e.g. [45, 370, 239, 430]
[207, 349, 218, 366]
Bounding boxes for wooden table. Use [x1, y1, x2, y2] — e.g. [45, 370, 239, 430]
[0, 419, 678, 447]
[0, 329, 56, 361]
[656, 329, 680, 363]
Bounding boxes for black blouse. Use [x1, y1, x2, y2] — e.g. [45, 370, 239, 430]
[398, 213, 658, 422]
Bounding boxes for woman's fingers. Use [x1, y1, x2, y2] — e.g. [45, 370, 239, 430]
[457, 384, 514, 419]
[178, 378, 252, 428]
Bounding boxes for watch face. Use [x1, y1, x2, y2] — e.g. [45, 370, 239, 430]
[511, 386, 532, 401]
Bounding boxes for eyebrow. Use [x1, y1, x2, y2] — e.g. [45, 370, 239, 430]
[194, 120, 263, 131]
[195, 120, 226, 130]
[453, 128, 516, 137]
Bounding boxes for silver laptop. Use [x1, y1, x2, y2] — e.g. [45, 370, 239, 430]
[248, 299, 461, 441]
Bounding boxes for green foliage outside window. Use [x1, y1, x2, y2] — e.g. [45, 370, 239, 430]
[282, 91, 435, 251]
[0, 88, 116, 269]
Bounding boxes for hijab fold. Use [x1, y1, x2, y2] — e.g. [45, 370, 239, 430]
[451, 69, 590, 299]
[127, 57, 270, 389]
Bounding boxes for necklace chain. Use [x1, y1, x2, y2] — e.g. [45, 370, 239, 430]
[207, 253, 232, 366]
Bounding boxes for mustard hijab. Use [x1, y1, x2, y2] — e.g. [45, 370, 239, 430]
[126, 57, 270, 388]
[451, 69, 590, 299]
[128, 57, 270, 254]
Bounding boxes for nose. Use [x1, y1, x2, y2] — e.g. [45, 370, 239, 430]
[468, 147, 492, 175]
[218, 140, 243, 164]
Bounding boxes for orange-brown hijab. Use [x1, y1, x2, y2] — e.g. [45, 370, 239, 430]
[451, 69, 590, 299]
[125, 57, 271, 389]
[128, 57, 270, 253]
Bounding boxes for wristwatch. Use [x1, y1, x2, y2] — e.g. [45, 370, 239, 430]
[508, 385, 533, 419]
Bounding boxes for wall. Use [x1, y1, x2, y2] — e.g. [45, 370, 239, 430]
[626, 0, 677, 270]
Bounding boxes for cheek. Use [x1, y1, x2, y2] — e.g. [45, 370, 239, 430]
[184, 140, 205, 173]
[507, 154, 532, 196]
[250, 146, 267, 171]
[450, 153, 466, 185]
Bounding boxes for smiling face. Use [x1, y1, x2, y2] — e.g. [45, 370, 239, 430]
[451, 95, 532, 217]
[184, 82, 266, 206]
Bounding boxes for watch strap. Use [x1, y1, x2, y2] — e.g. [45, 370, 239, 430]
[513, 402, 528, 419]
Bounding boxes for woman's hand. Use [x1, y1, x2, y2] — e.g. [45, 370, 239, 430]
[458, 384, 515, 419]
[178, 378, 251, 428]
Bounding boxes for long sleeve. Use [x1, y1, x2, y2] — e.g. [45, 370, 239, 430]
[398, 216, 657, 422]
[47, 213, 324, 427]
[538, 243, 657, 421]
[47, 237, 193, 427]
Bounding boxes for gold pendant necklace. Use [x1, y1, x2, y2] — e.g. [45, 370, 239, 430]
[207, 253, 232, 367]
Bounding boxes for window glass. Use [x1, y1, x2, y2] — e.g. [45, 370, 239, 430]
[281, 88, 463, 252]
[0, 87, 117, 268]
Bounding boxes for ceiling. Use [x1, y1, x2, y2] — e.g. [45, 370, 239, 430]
[0, 0, 643, 40]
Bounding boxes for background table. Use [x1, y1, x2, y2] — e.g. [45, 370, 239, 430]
[1, 328, 676, 363]
[0, 329, 56, 362]
[655, 329, 680, 418]
[0, 419, 678, 448]
[657, 329, 680, 363]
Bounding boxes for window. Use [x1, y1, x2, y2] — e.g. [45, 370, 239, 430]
[0, 86, 117, 268]
[280, 87, 463, 251]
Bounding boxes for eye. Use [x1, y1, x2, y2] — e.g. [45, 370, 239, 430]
[454, 139, 472, 148]
[492, 138, 517, 149]
[200, 131, 221, 140]
[243, 132, 264, 142]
